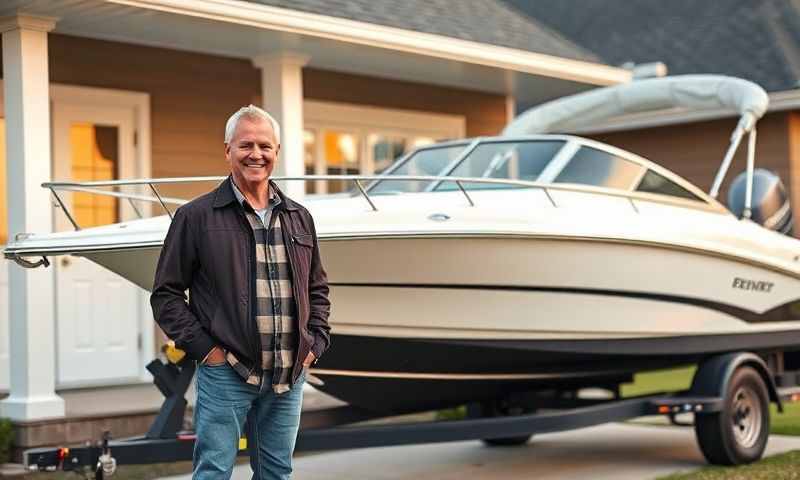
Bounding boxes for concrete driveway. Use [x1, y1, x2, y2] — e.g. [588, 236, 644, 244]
[159, 423, 800, 480]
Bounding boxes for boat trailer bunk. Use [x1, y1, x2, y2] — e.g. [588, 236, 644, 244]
[24, 351, 800, 479]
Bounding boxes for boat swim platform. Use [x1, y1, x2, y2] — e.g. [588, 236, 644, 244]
[3, 382, 345, 462]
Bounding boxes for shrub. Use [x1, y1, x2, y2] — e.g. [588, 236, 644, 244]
[0, 418, 13, 463]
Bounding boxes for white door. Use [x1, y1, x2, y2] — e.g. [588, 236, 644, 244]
[51, 102, 144, 387]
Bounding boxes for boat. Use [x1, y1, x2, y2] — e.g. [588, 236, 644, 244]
[6, 75, 800, 414]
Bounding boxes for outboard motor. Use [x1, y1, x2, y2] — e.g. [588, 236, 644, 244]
[728, 169, 793, 235]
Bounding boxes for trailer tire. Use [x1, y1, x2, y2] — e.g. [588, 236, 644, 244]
[468, 401, 533, 447]
[694, 366, 770, 465]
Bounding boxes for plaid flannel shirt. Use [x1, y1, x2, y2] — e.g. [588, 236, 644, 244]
[225, 182, 297, 393]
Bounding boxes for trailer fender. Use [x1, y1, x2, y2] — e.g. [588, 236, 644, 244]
[689, 352, 782, 412]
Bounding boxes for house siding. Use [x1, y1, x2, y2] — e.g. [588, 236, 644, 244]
[302, 68, 508, 137]
[587, 112, 794, 232]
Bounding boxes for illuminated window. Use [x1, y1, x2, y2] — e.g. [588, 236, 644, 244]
[323, 130, 360, 194]
[303, 101, 465, 195]
[69, 123, 119, 227]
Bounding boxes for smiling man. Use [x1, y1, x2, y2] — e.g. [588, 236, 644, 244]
[151, 105, 331, 479]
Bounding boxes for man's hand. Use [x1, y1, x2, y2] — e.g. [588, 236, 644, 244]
[204, 346, 226, 365]
[302, 351, 316, 368]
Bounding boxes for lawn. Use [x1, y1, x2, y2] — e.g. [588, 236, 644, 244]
[657, 450, 800, 479]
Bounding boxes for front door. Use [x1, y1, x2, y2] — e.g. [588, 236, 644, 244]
[51, 102, 144, 387]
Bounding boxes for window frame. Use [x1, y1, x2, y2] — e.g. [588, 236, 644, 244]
[304, 100, 466, 194]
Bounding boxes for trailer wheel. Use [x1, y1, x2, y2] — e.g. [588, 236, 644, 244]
[468, 401, 533, 447]
[694, 366, 770, 465]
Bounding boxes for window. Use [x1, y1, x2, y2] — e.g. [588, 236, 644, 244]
[304, 101, 465, 194]
[436, 140, 564, 191]
[636, 169, 701, 201]
[370, 134, 410, 174]
[370, 144, 466, 194]
[322, 130, 360, 194]
[303, 129, 318, 193]
[69, 123, 119, 227]
[555, 147, 643, 190]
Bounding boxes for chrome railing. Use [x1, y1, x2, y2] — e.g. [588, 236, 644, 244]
[41, 173, 719, 232]
[42, 175, 564, 231]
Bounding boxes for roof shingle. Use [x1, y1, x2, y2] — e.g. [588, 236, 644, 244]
[240, 0, 600, 62]
[504, 0, 800, 92]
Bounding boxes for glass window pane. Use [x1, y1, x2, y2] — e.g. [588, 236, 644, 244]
[324, 130, 359, 194]
[636, 169, 701, 201]
[70, 123, 119, 228]
[555, 147, 642, 190]
[304, 129, 317, 194]
[436, 141, 564, 191]
[370, 144, 466, 194]
[369, 134, 407, 174]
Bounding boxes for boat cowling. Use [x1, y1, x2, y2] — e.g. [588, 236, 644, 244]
[728, 169, 793, 235]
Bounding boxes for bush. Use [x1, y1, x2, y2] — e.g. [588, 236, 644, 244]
[436, 405, 466, 421]
[0, 418, 13, 463]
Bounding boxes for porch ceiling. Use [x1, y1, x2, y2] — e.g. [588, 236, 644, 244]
[1, 0, 631, 104]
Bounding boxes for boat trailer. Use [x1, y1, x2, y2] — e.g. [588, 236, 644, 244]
[24, 352, 800, 478]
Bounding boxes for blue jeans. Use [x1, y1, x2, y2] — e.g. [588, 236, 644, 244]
[193, 362, 305, 480]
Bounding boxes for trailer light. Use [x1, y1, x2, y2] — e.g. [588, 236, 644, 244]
[658, 406, 670, 414]
[791, 393, 800, 402]
[695, 405, 703, 412]
[57, 448, 69, 461]
[683, 404, 692, 411]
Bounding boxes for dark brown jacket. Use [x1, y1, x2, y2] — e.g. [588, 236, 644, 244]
[151, 177, 331, 383]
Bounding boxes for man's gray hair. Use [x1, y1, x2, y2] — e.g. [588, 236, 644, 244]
[224, 104, 281, 144]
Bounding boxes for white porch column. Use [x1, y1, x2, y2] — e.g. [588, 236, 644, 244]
[252, 53, 309, 200]
[0, 14, 64, 420]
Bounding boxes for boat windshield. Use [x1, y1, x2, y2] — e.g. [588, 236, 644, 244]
[369, 143, 468, 194]
[369, 140, 566, 194]
[434, 140, 565, 191]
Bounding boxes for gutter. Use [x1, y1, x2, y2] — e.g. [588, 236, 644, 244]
[105, 0, 631, 86]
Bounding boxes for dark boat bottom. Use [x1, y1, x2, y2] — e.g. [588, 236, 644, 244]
[312, 332, 800, 413]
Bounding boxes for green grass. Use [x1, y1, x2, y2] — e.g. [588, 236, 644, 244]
[657, 450, 800, 479]
[621, 365, 696, 398]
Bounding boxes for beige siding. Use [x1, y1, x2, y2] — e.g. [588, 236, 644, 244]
[787, 113, 800, 233]
[303, 68, 509, 137]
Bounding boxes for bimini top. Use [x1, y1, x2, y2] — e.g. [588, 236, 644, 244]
[502, 74, 769, 136]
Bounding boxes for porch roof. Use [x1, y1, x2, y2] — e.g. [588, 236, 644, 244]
[0, 0, 631, 104]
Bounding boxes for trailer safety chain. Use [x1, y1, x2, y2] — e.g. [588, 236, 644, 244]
[94, 432, 116, 479]
[10, 254, 50, 269]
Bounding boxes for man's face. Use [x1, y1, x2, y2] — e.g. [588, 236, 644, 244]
[225, 116, 280, 186]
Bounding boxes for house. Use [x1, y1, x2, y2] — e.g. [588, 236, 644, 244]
[505, 0, 800, 233]
[0, 0, 630, 452]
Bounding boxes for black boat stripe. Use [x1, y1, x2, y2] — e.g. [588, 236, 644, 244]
[329, 282, 800, 324]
